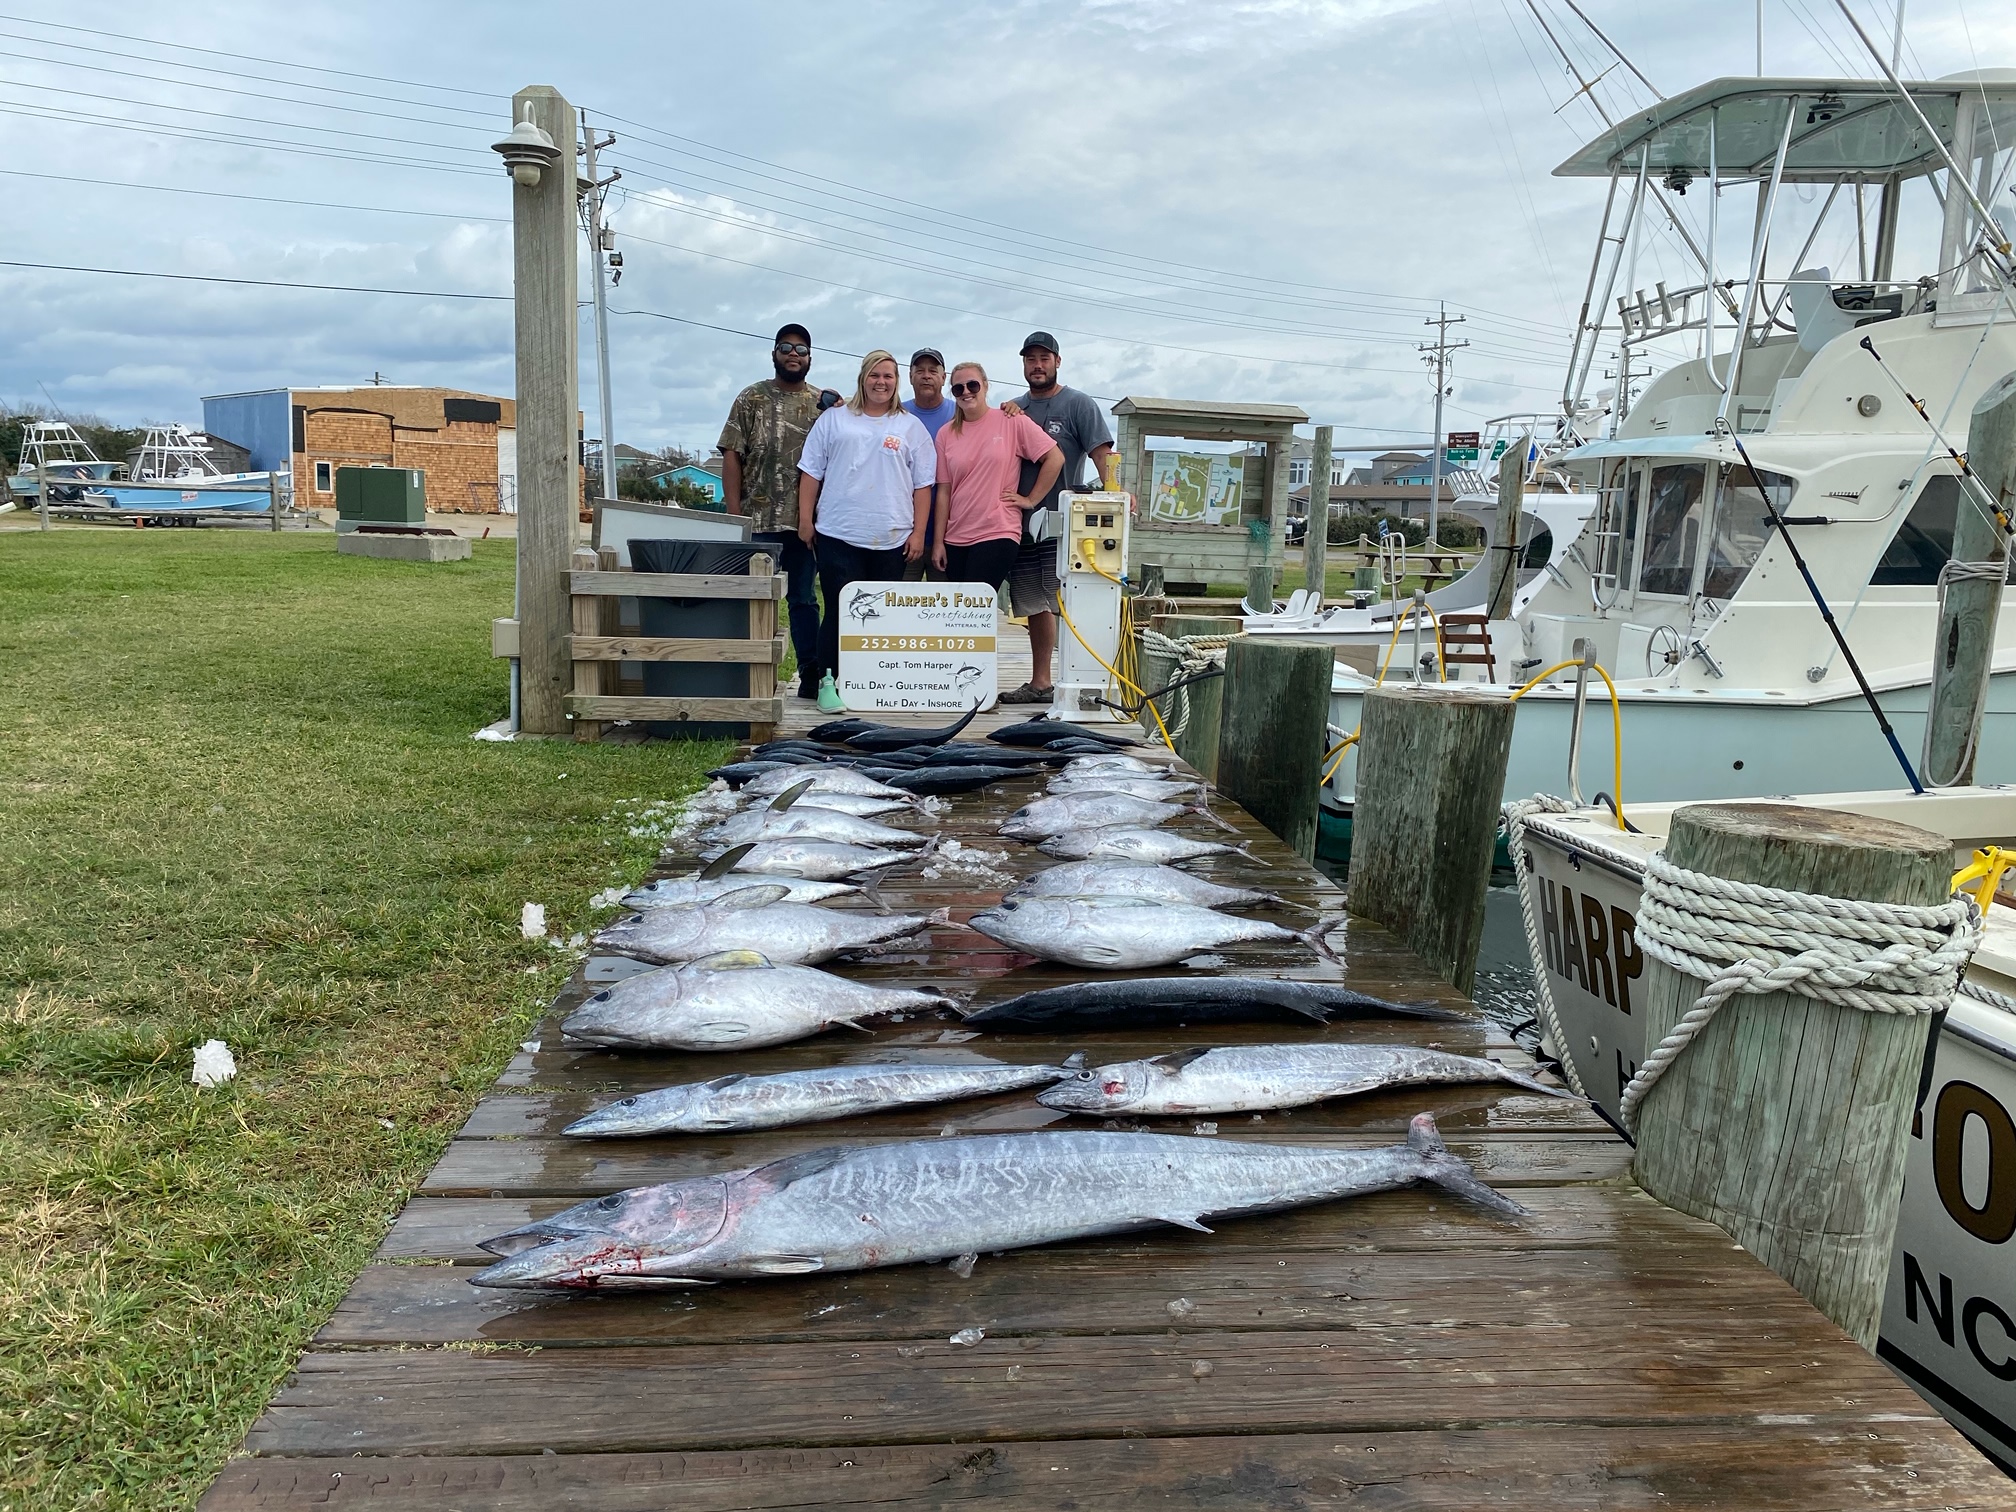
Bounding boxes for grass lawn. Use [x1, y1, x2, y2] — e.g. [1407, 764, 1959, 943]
[0, 529, 723, 1508]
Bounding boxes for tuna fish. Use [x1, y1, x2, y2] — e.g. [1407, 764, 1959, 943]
[1063, 753, 1161, 776]
[560, 951, 953, 1051]
[886, 765, 1034, 796]
[593, 891, 945, 968]
[842, 704, 983, 751]
[999, 791, 1231, 841]
[743, 767, 911, 800]
[967, 895, 1337, 969]
[960, 976, 1463, 1032]
[468, 1113, 1523, 1289]
[990, 713, 1138, 749]
[563, 1055, 1084, 1138]
[1046, 775, 1204, 801]
[1010, 862, 1299, 911]
[702, 806, 929, 850]
[623, 874, 859, 909]
[699, 838, 931, 882]
[1037, 827, 1261, 865]
[1036, 1043, 1573, 1116]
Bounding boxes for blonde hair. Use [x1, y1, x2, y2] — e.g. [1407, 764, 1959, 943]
[848, 350, 901, 415]
[947, 361, 988, 434]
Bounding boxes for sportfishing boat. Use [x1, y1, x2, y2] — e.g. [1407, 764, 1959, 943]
[1243, 413, 1600, 669]
[1508, 788, 2016, 1473]
[7, 421, 119, 500]
[102, 425, 274, 512]
[1323, 70, 2016, 819]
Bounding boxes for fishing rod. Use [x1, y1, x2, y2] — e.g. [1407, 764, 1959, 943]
[1722, 423, 1925, 793]
[1860, 333, 2016, 539]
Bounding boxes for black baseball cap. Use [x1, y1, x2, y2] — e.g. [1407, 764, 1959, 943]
[910, 347, 945, 368]
[774, 323, 811, 345]
[1020, 331, 1060, 357]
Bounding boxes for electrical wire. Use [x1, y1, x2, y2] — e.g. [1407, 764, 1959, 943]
[0, 100, 487, 176]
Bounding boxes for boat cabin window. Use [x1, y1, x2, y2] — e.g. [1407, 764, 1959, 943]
[1871, 476, 1960, 586]
[1522, 523, 1552, 570]
[1596, 461, 1643, 591]
[1702, 467, 1794, 600]
[1637, 463, 1707, 597]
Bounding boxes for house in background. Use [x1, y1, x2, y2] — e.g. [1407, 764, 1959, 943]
[202, 386, 518, 513]
[649, 461, 724, 503]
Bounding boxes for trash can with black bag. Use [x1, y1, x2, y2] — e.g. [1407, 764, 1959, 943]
[628, 538, 764, 741]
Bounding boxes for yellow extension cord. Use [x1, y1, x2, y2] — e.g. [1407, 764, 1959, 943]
[1055, 546, 1179, 752]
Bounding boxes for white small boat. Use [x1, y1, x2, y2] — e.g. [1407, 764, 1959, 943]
[105, 425, 275, 512]
[8, 421, 119, 500]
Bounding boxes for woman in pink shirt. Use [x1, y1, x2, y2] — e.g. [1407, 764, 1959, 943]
[929, 362, 1063, 591]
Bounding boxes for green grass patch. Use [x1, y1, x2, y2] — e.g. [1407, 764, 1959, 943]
[0, 530, 725, 1508]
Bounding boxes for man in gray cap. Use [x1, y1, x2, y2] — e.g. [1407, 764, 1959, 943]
[1000, 331, 1112, 703]
[901, 348, 955, 582]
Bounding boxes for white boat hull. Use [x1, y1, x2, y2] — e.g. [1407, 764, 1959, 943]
[1512, 794, 2016, 1471]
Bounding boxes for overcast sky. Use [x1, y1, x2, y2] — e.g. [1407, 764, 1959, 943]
[3, 0, 2012, 456]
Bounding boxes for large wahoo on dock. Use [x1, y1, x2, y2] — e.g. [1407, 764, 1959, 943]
[469, 1112, 1522, 1288]
[959, 976, 1461, 1031]
[968, 895, 1336, 969]
[1037, 1043, 1574, 1116]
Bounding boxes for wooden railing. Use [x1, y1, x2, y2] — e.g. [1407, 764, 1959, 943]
[563, 547, 784, 742]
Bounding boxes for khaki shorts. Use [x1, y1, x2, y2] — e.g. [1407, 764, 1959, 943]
[1007, 536, 1061, 617]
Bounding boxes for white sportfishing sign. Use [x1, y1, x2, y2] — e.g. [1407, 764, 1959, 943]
[835, 581, 998, 713]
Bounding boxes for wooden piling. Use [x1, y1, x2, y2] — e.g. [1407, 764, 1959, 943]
[268, 469, 283, 533]
[1246, 562, 1276, 614]
[1632, 803, 1952, 1349]
[1346, 686, 1516, 994]
[1215, 636, 1330, 859]
[1150, 613, 1241, 778]
[1485, 432, 1525, 620]
[1922, 373, 2016, 785]
[1304, 425, 1332, 597]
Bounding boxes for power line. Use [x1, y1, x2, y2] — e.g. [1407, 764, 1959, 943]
[0, 168, 507, 223]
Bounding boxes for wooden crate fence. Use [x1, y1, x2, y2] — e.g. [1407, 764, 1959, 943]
[564, 546, 784, 742]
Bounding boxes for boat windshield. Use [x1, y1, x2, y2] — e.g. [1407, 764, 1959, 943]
[1638, 464, 1707, 597]
[1703, 467, 1794, 600]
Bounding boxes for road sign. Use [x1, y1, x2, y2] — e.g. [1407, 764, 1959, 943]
[1445, 429, 1480, 463]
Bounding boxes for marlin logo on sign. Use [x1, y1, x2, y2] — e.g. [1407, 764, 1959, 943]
[845, 587, 884, 626]
[953, 663, 984, 691]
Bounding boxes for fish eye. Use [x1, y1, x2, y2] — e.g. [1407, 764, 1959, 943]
[589, 991, 612, 1004]
[595, 1193, 626, 1211]
[618, 1097, 638, 1107]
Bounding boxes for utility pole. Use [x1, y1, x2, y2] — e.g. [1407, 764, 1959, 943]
[580, 113, 621, 503]
[1419, 303, 1467, 544]
[494, 86, 580, 736]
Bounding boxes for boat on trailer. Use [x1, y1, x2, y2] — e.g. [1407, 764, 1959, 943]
[1322, 70, 2016, 828]
[101, 425, 274, 513]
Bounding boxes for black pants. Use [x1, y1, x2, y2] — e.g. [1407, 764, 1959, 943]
[942, 536, 1021, 594]
[813, 533, 906, 680]
[750, 530, 822, 687]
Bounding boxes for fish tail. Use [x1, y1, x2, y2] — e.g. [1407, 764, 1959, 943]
[1495, 1062, 1583, 1101]
[1264, 891, 1317, 913]
[1234, 841, 1272, 867]
[1191, 802, 1240, 835]
[1297, 918, 1343, 965]
[1409, 1112, 1528, 1218]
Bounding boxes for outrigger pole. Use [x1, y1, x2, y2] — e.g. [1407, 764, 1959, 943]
[1723, 425, 1925, 793]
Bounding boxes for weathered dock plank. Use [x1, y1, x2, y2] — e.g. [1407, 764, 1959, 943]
[198, 635, 2013, 1506]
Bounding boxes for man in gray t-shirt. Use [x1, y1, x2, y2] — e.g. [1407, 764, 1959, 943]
[1000, 331, 1114, 702]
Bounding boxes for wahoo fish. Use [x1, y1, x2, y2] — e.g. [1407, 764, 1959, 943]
[1010, 862, 1298, 911]
[560, 951, 953, 1051]
[960, 976, 1463, 1032]
[594, 889, 944, 968]
[1046, 775, 1205, 801]
[1037, 1043, 1573, 1116]
[990, 713, 1138, 749]
[1037, 827, 1261, 865]
[1063, 753, 1160, 776]
[700, 838, 930, 882]
[468, 1113, 1524, 1289]
[967, 895, 1337, 969]
[564, 1056, 1084, 1138]
[999, 791, 1229, 841]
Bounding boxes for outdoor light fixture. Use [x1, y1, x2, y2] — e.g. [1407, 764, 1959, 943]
[493, 104, 561, 188]
[1663, 167, 1693, 195]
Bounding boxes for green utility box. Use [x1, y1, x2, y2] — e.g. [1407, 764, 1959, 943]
[335, 466, 427, 525]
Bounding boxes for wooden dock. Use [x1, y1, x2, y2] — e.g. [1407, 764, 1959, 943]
[202, 649, 2014, 1509]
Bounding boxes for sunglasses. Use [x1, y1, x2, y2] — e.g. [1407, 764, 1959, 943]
[773, 342, 810, 356]
[950, 380, 985, 397]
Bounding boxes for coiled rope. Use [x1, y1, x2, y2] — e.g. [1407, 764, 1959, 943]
[1139, 629, 1234, 742]
[1618, 852, 1982, 1133]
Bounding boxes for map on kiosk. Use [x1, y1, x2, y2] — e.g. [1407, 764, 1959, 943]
[1148, 451, 1243, 526]
[834, 582, 999, 713]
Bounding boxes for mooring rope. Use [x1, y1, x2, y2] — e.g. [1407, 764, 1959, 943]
[1139, 629, 1234, 742]
[1499, 794, 1591, 1100]
[1618, 852, 1981, 1133]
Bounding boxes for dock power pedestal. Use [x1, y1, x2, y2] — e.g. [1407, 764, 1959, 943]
[1050, 488, 1132, 721]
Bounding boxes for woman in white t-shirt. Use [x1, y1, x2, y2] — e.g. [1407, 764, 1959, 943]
[795, 350, 936, 710]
